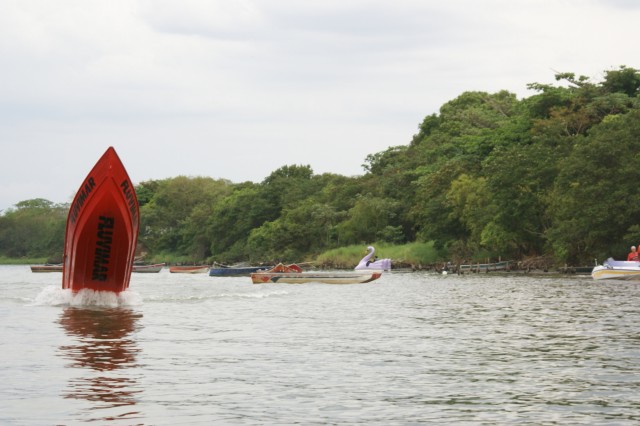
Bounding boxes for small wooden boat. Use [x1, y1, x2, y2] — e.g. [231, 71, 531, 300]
[251, 264, 381, 284]
[592, 258, 640, 280]
[209, 263, 271, 277]
[62, 147, 139, 293]
[30, 264, 63, 273]
[132, 263, 165, 273]
[169, 265, 210, 274]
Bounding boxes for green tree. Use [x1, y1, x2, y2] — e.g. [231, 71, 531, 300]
[247, 200, 340, 261]
[0, 199, 67, 259]
[335, 195, 401, 244]
[139, 176, 232, 258]
[259, 165, 317, 218]
[445, 175, 497, 251]
[601, 65, 640, 97]
[546, 110, 640, 263]
[482, 143, 557, 257]
[206, 183, 271, 262]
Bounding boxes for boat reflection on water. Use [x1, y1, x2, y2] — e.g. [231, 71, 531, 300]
[57, 307, 143, 422]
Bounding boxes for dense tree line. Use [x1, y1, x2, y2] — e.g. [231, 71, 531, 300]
[2, 66, 639, 265]
[0, 198, 67, 259]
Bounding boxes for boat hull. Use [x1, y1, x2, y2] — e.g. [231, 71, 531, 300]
[169, 266, 210, 274]
[354, 260, 391, 271]
[355, 246, 392, 271]
[62, 147, 139, 293]
[592, 259, 640, 281]
[209, 266, 270, 277]
[31, 264, 63, 273]
[251, 271, 382, 284]
[132, 263, 165, 273]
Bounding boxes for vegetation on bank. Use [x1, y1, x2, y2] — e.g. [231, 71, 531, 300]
[1, 66, 640, 267]
[315, 243, 445, 269]
[0, 256, 49, 265]
[0, 243, 443, 269]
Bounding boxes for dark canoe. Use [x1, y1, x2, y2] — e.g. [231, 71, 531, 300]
[62, 147, 139, 293]
[209, 266, 271, 277]
[31, 264, 63, 273]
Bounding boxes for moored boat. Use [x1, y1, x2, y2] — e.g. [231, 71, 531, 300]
[169, 265, 210, 274]
[62, 147, 139, 293]
[251, 263, 381, 284]
[592, 258, 640, 281]
[30, 264, 63, 273]
[354, 246, 392, 271]
[457, 260, 511, 273]
[209, 264, 271, 277]
[132, 263, 165, 273]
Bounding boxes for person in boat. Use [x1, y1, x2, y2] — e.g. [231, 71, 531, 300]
[627, 246, 639, 261]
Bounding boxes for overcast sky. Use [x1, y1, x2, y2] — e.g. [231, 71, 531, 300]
[1, 0, 638, 212]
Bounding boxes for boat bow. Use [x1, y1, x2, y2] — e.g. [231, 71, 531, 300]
[62, 147, 139, 293]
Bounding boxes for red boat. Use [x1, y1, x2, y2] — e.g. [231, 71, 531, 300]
[62, 147, 139, 293]
[169, 265, 210, 274]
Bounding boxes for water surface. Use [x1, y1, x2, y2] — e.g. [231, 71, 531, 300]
[1, 266, 639, 424]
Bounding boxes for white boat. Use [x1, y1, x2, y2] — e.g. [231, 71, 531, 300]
[591, 258, 640, 280]
[252, 271, 382, 284]
[354, 246, 391, 271]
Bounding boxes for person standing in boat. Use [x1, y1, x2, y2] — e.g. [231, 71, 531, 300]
[627, 246, 639, 261]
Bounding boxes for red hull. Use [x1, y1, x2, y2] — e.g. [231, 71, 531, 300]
[62, 147, 139, 293]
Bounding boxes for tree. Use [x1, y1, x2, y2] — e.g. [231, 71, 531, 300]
[546, 110, 640, 263]
[335, 195, 401, 245]
[482, 143, 557, 257]
[206, 183, 270, 262]
[0, 199, 66, 259]
[601, 66, 640, 97]
[445, 175, 497, 251]
[260, 165, 317, 218]
[247, 200, 340, 261]
[139, 176, 232, 258]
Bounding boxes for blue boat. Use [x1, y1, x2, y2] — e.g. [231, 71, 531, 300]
[209, 264, 271, 277]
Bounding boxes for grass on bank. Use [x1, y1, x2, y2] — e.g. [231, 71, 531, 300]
[0, 243, 449, 267]
[315, 242, 447, 269]
[0, 256, 49, 265]
[143, 253, 206, 265]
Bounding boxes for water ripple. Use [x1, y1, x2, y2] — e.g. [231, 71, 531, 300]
[2, 267, 640, 424]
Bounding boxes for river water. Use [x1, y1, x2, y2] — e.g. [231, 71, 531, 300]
[1, 265, 639, 425]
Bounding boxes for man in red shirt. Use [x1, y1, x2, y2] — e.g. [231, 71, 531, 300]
[627, 246, 639, 261]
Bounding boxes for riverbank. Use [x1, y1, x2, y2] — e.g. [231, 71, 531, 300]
[1, 244, 596, 276]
